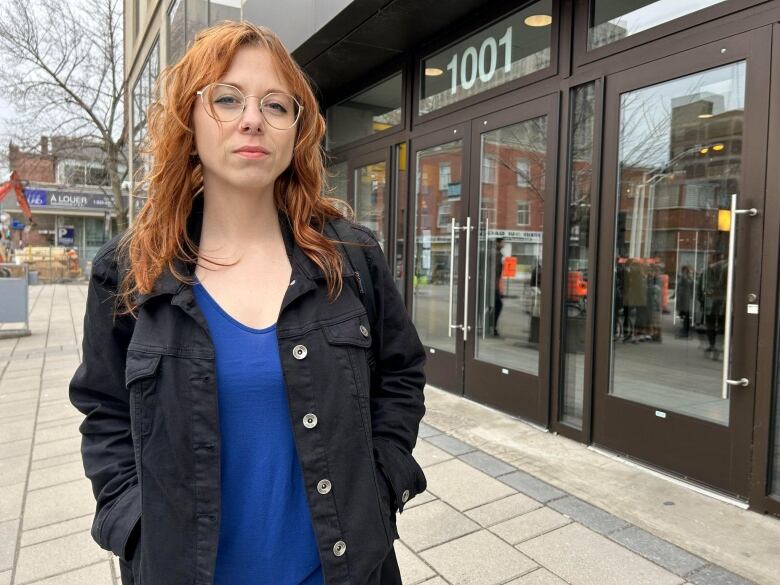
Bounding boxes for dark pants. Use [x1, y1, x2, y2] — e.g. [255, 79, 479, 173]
[493, 291, 503, 334]
[679, 311, 691, 336]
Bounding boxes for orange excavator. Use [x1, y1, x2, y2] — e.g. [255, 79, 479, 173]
[0, 170, 35, 224]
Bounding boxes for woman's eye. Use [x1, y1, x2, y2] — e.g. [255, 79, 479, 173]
[215, 96, 240, 105]
[266, 101, 288, 113]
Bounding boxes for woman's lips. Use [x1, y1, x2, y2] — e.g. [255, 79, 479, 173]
[234, 150, 269, 159]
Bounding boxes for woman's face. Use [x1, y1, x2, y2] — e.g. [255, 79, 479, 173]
[192, 46, 297, 196]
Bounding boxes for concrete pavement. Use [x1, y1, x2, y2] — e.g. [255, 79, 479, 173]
[1, 284, 778, 584]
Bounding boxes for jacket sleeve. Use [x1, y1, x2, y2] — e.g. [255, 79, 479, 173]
[69, 242, 140, 561]
[358, 227, 428, 514]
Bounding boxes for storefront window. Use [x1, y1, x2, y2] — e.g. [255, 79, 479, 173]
[394, 143, 408, 298]
[560, 83, 596, 429]
[588, 0, 727, 50]
[420, 0, 552, 115]
[327, 73, 403, 149]
[326, 161, 348, 204]
[354, 162, 386, 250]
[168, 0, 185, 64]
[133, 38, 160, 202]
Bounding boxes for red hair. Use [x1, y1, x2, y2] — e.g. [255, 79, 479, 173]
[117, 21, 349, 315]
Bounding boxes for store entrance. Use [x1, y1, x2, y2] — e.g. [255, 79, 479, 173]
[411, 94, 559, 423]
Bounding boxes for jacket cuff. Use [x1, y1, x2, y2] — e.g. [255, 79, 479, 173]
[373, 437, 427, 513]
[93, 483, 141, 561]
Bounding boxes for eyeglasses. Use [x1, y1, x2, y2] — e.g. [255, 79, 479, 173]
[196, 83, 303, 130]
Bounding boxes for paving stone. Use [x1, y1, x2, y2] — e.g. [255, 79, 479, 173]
[30, 451, 82, 471]
[32, 436, 81, 462]
[21, 560, 114, 585]
[420, 530, 538, 585]
[465, 493, 542, 527]
[33, 423, 81, 445]
[0, 400, 36, 419]
[397, 500, 479, 552]
[499, 470, 567, 504]
[22, 478, 94, 530]
[418, 578, 448, 585]
[36, 402, 81, 424]
[0, 518, 19, 571]
[548, 496, 629, 535]
[404, 489, 437, 510]
[27, 460, 85, 491]
[0, 454, 29, 488]
[610, 526, 707, 577]
[517, 523, 683, 585]
[21, 514, 93, 548]
[426, 434, 475, 456]
[0, 482, 24, 522]
[459, 450, 516, 477]
[491, 507, 571, 545]
[418, 422, 442, 439]
[686, 565, 755, 585]
[0, 438, 32, 460]
[0, 569, 10, 585]
[424, 459, 515, 511]
[413, 440, 454, 468]
[0, 417, 34, 443]
[506, 568, 569, 584]
[395, 540, 436, 584]
[14, 530, 107, 584]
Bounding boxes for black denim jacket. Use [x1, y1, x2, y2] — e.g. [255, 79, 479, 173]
[69, 196, 427, 584]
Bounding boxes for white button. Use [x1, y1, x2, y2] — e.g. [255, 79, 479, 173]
[401, 489, 410, 503]
[303, 413, 318, 429]
[333, 540, 346, 557]
[293, 345, 308, 359]
[289, 279, 296, 286]
[359, 325, 369, 337]
[317, 479, 331, 494]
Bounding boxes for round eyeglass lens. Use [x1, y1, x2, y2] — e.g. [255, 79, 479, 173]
[202, 84, 300, 128]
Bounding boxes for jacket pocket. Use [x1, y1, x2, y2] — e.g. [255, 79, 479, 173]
[125, 352, 162, 438]
[323, 314, 372, 397]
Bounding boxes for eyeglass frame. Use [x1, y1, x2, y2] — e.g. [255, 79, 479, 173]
[195, 82, 304, 129]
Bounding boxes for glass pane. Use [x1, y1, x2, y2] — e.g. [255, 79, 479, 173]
[413, 140, 463, 353]
[327, 74, 402, 149]
[168, 0, 185, 64]
[774, 310, 780, 496]
[475, 117, 547, 376]
[610, 62, 746, 426]
[209, 0, 241, 24]
[560, 83, 596, 428]
[589, 0, 727, 50]
[186, 0, 208, 46]
[355, 162, 386, 250]
[394, 143, 409, 298]
[326, 162, 348, 203]
[420, 0, 552, 115]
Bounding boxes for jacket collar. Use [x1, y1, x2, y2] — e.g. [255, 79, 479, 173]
[136, 194, 349, 307]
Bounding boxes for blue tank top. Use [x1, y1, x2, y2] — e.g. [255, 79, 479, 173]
[193, 282, 324, 585]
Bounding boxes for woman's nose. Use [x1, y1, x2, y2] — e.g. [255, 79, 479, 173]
[239, 97, 265, 133]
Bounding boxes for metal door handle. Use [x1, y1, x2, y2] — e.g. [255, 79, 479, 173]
[721, 193, 757, 399]
[448, 218, 458, 337]
[463, 216, 472, 342]
[482, 217, 489, 341]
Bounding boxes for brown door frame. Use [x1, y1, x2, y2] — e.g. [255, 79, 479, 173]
[409, 122, 471, 394]
[462, 92, 560, 424]
[591, 27, 772, 498]
[750, 23, 780, 516]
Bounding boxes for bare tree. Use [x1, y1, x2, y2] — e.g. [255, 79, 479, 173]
[0, 0, 129, 228]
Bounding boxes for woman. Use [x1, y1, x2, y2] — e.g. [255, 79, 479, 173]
[69, 21, 427, 585]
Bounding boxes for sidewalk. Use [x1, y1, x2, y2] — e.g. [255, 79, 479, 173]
[1, 284, 778, 584]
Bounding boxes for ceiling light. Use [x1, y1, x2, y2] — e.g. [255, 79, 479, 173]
[525, 14, 552, 27]
[425, 67, 444, 77]
[712, 143, 725, 151]
[700, 147, 709, 154]
[698, 113, 714, 119]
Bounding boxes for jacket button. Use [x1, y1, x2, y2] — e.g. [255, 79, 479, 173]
[293, 344, 308, 359]
[332, 540, 346, 557]
[359, 325, 369, 337]
[303, 413, 318, 429]
[317, 479, 331, 494]
[401, 489, 410, 503]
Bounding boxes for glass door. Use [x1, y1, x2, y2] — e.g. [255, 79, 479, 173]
[464, 95, 559, 422]
[592, 30, 771, 497]
[411, 124, 469, 392]
[349, 149, 390, 252]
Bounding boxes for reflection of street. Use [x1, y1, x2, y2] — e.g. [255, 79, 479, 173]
[413, 282, 540, 375]
[611, 310, 727, 424]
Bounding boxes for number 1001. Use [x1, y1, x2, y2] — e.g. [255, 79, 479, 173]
[446, 26, 513, 94]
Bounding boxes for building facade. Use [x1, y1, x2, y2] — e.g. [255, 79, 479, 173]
[126, 0, 780, 516]
[3, 137, 135, 271]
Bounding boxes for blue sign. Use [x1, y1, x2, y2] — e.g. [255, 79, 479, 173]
[25, 189, 47, 206]
[58, 226, 75, 246]
[10, 220, 25, 230]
